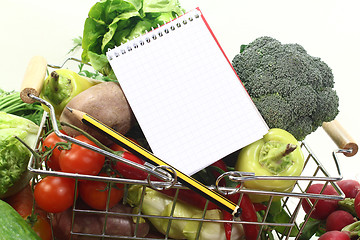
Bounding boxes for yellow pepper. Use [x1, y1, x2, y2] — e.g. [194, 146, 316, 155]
[235, 128, 304, 203]
[40, 69, 100, 118]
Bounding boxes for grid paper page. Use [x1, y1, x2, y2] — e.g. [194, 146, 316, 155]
[107, 9, 268, 175]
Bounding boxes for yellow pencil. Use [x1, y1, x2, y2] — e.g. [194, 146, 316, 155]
[66, 107, 240, 217]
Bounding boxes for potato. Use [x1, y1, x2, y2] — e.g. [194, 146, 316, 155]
[60, 81, 134, 146]
[52, 202, 150, 240]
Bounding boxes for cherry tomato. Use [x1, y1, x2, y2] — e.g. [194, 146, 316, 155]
[42, 130, 67, 171]
[79, 175, 124, 210]
[110, 144, 127, 153]
[110, 138, 140, 152]
[34, 176, 76, 213]
[59, 135, 105, 175]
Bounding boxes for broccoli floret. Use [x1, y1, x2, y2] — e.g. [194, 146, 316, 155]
[253, 94, 294, 130]
[232, 36, 339, 140]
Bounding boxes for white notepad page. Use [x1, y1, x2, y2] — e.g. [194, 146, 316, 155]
[107, 8, 268, 175]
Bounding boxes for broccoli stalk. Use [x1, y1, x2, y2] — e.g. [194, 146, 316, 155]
[232, 36, 339, 140]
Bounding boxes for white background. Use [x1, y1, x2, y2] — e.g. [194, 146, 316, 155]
[1, 0, 359, 181]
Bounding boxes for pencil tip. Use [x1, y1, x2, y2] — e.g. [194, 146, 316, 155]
[66, 106, 73, 113]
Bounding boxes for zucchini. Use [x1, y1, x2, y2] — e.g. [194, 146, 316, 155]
[0, 200, 41, 240]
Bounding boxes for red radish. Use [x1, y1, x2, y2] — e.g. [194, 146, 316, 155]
[318, 231, 350, 240]
[355, 191, 360, 218]
[325, 210, 356, 231]
[301, 183, 339, 220]
[337, 179, 360, 198]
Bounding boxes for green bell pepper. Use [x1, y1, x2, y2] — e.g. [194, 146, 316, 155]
[235, 128, 304, 203]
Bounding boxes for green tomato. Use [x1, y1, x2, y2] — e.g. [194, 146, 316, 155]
[235, 128, 304, 203]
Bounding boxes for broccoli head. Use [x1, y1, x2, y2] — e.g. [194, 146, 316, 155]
[232, 36, 339, 140]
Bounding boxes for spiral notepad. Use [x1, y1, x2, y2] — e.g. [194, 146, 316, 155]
[107, 8, 268, 175]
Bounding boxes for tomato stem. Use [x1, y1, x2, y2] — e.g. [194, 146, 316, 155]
[60, 121, 114, 153]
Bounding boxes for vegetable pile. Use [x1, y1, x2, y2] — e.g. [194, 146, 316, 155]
[232, 36, 339, 140]
[1, 0, 353, 239]
[35, 126, 252, 239]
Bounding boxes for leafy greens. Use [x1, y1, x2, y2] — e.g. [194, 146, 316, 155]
[0, 112, 39, 197]
[0, 89, 44, 125]
[81, 0, 185, 79]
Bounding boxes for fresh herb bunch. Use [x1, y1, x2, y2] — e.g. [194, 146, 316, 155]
[0, 89, 44, 125]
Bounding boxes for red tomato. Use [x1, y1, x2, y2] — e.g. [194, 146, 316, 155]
[34, 176, 76, 213]
[42, 130, 67, 171]
[110, 143, 127, 152]
[79, 176, 124, 210]
[59, 135, 105, 175]
[110, 138, 140, 152]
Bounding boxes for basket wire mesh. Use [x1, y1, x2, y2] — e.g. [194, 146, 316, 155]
[25, 58, 351, 240]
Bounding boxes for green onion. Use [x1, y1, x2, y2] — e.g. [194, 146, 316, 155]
[0, 89, 44, 125]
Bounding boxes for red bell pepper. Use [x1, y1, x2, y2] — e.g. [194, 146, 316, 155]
[209, 160, 233, 240]
[208, 159, 228, 186]
[226, 192, 260, 240]
[209, 160, 260, 240]
[202, 160, 260, 240]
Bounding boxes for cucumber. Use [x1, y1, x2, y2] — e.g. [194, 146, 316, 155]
[0, 200, 41, 240]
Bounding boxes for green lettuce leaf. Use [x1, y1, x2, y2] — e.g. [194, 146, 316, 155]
[81, 0, 185, 79]
[0, 112, 39, 197]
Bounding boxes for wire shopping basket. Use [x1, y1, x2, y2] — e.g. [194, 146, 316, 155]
[21, 56, 358, 240]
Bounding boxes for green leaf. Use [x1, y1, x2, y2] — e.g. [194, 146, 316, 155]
[298, 218, 323, 240]
[0, 112, 39, 196]
[68, 36, 83, 54]
[81, 0, 185, 76]
[266, 201, 299, 237]
[240, 44, 247, 53]
[0, 90, 43, 125]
